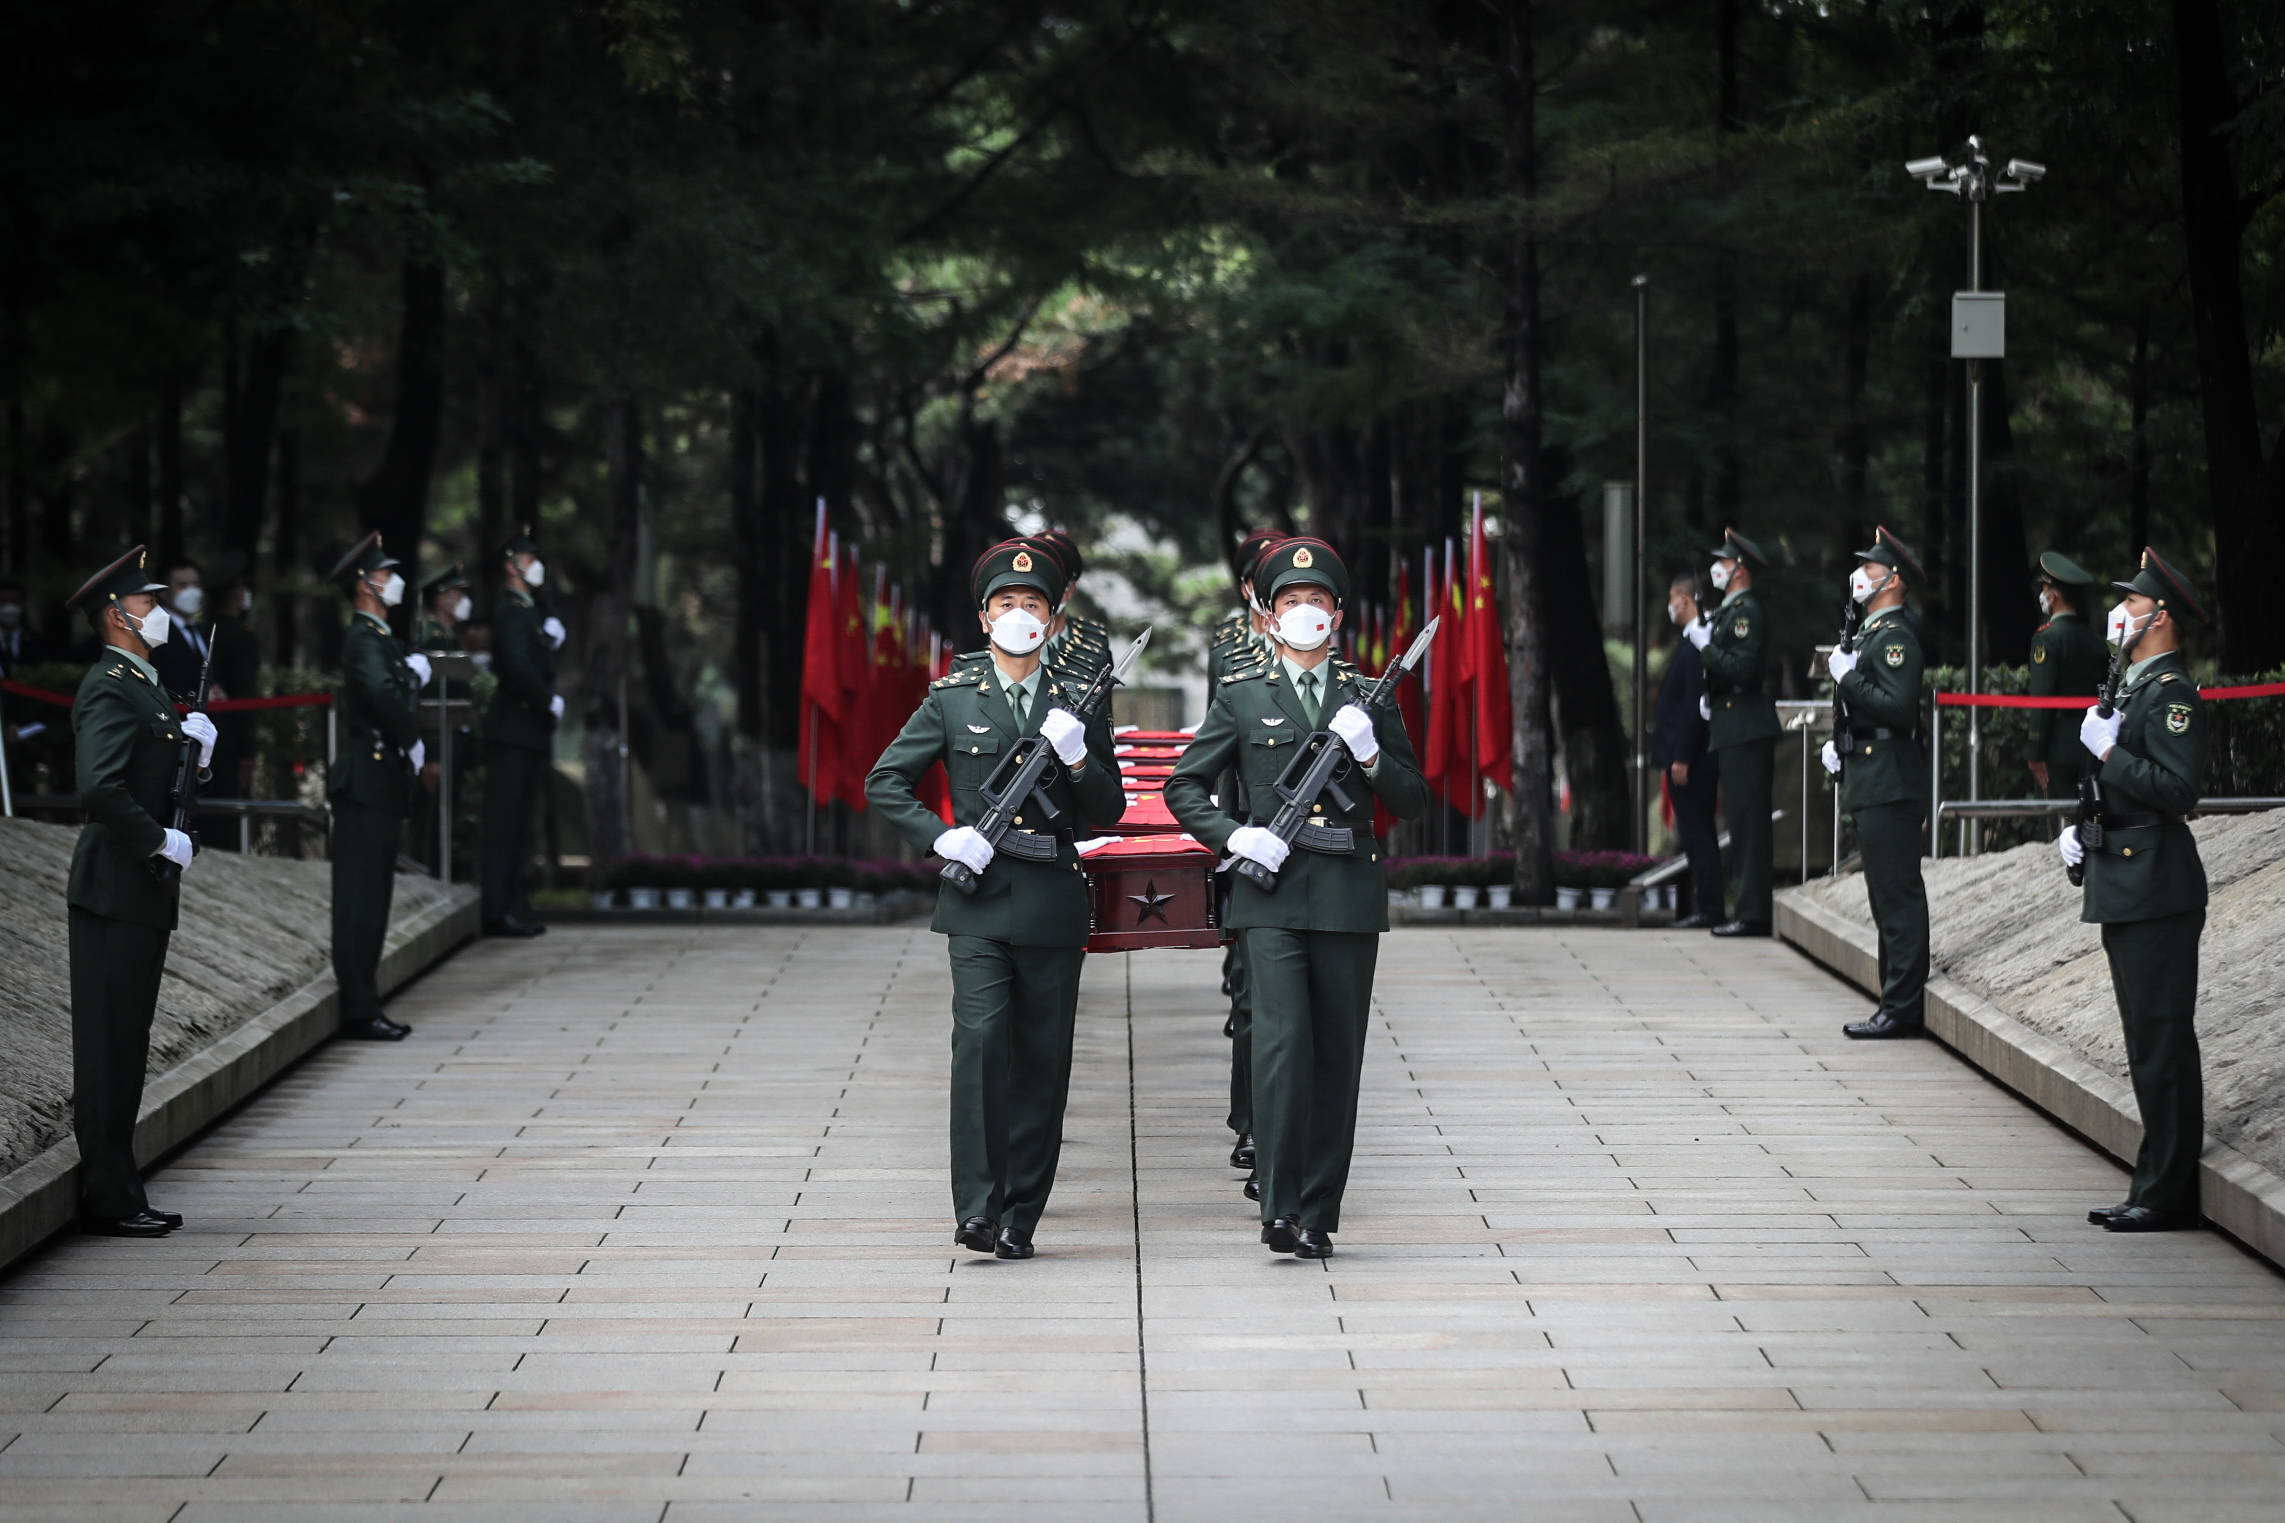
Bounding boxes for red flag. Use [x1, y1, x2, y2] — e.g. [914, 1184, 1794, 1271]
[1469, 498, 1513, 793]
[869, 575, 904, 778]
[1391, 557, 1424, 751]
[917, 627, 953, 823]
[1427, 539, 1479, 815]
[796, 508, 842, 804]
[835, 544, 871, 809]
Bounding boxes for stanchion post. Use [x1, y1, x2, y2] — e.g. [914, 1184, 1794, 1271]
[0, 716, 13, 818]
[1928, 691, 1943, 857]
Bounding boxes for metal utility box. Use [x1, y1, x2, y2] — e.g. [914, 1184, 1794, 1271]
[1951, 291, 2006, 359]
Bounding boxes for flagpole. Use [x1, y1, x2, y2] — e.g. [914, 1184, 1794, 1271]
[1469, 496, 1482, 861]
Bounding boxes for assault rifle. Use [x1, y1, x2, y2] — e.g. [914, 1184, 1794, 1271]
[940, 626, 1151, 896]
[1228, 616, 1439, 894]
[154, 622, 218, 885]
[1830, 599, 1863, 781]
[2067, 646, 2125, 888]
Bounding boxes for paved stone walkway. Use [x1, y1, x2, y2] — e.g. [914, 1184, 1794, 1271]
[6, 927, 2285, 1522]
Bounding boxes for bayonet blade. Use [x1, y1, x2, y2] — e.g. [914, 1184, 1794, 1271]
[1109, 626, 1152, 683]
[1397, 616, 1440, 672]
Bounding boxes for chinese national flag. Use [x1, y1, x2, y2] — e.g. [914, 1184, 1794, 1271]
[835, 545, 871, 809]
[796, 507, 842, 804]
[1469, 499, 1513, 793]
[1390, 558, 1424, 751]
[869, 576, 905, 780]
[917, 628, 952, 823]
[1426, 539, 1480, 815]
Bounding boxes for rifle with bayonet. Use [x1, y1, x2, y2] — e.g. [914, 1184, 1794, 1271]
[1229, 616, 1440, 895]
[1830, 599, 1863, 781]
[153, 622, 218, 884]
[2067, 646, 2124, 888]
[940, 626, 1152, 896]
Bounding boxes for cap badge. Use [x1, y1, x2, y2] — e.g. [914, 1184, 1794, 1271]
[1291, 547, 1313, 569]
[1012, 550, 1033, 572]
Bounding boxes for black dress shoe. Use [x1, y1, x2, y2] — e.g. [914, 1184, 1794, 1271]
[143, 1209, 184, 1229]
[1243, 1174, 1260, 1202]
[484, 916, 547, 938]
[1229, 1134, 1255, 1171]
[1260, 1217, 1299, 1254]
[1710, 920, 1771, 938]
[995, 1225, 1034, 1260]
[2103, 1206, 2200, 1233]
[955, 1216, 999, 1253]
[341, 1015, 411, 1041]
[1842, 1012, 1924, 1040]
[1294, 1227, 1334, 1259]
[1674, 912, 1721, 930]
[81, 1213, 171, 1238]
[2087, 1203, 2133, 1225]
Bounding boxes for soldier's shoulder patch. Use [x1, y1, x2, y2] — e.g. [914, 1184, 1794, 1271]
[2165, 703, 2192, 734]
[1884, 644, 1905, 667]
[1730, 617, 1750, 638]
[2032, 644, 2048, 663]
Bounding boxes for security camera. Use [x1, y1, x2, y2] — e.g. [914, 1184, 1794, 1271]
[1905, 155, 1950, 181]
[2004, 157, 2046, 183]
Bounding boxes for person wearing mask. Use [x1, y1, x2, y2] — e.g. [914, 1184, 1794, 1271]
[60, 547, 216, 1237]
[1824, 529, 1932, 1041]
[2025, 551, 2108, 805]
[410, 564, 473, 873]
[150, 558, 213, 701]
[2060, 549, 2213, 1234]
[479, 530, 561, 937]
[1650, 572, 1722, 927]
[326, 534, 429, 1041]
[1684, 527, 1780, 937]
[865, 537, 1126, 1261]
[1165, 537, 1430, 1259]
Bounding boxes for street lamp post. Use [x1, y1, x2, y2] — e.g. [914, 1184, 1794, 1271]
[1631, 273, 1649, 856]
[1906, 137, 2043, 854]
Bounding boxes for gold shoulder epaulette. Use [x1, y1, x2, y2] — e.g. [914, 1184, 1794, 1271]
[1221, 665, 1267, 684]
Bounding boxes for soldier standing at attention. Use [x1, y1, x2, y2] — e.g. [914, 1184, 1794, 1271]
[480, 531, 561, 938]
[409, 564, 471, 872]
[2025, 551, 2107, 804]
[1165, 538, 1429, 1259]
[1684, 527, 1780, 937]
[62, 547, 216, 1237]
[1824, 528, 1932, 1041]
[865, 538, 1126, 1261]
[418, 563, 471, 653]
[1650, 572, 1721, 928]
[2059, 548, 2212, 1234]
[327, 534, 429, 1042]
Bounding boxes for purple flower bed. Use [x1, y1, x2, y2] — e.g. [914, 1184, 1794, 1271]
[590, 855, 940, 893]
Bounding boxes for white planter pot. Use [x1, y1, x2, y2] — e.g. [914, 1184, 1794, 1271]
[628, 887, 662, 911]
[731, 889, 757, 909]
[1658, 885, 1676, 911]
[1451, 886, 1481, 910]
[703, 889, 730, 909]
[765, 889, 794, 909]
[827, 887, 856, 910]
[795, 888, 823, 909]
[590, 891, 616, 911]
[854, 891, 876, 909]
[1388, 890, 1406, 909]
[1590, 887, 1617, 910]
[1487, 886, 1513, 909]
[1417, 885, 1448, 909]
[666, 888, 697, 911]
[1554, 886, 1582, 910]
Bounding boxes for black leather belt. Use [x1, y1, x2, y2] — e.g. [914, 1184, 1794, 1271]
[2102, 811, 2177, 830]
[1864, 727, 1912, 741]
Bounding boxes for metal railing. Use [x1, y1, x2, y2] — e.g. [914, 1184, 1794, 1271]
[1937, 796, 2285, 821]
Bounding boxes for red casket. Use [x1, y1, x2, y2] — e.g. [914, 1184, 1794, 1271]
[1081, 835, 1221, 953]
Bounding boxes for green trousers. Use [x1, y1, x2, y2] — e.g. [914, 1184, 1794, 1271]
[2101, 911, 2206, 1216]
[480, 743, 544, 923]
[1718, 736, 1775, 924]
[1226, 938, 1253, 1137]
[1243, 926, 1379, 1233]
[1852, 800, 1929, 1026]
[945, 937, 1086, 1231]
[69, 907, 169, 1219]
[331, 796, 401, 1028]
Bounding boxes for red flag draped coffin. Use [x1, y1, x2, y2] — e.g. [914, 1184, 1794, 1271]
[1078, 730, 1220, 952]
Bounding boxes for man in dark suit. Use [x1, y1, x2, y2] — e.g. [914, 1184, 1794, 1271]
[149, 558, 212, 701]
[1650, 572, 1722, 927]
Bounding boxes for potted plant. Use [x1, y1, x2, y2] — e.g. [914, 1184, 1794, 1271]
[1413, 856, 1453, 910]
[619, 854, 665, 910]
[1485, 851, 1516, 910]
[1551, 851, 1587, 911]
[1450, 855, 1486, 911]
[753, 857, 795, 909]
[588, 857, 627, 910]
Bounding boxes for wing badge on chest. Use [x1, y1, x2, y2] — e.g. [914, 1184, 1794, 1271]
[1259, 716, 1285, 726]
[966, 724, 992, 733]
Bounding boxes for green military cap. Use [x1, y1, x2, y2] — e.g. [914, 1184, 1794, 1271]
[1853, 524, 1927, 585]
[421, 562, 470, 595]
[326, 530, 400, 593]
[2110, 546, 2211, 624]
[501, 524, 541, 560]
[1256, 536, 1350, 604]
[1236, 527, 1286, 586]
[1039, 528, 1084, 583]
[2036, 550, 2097, 588]
[1708, 525, 1769, 569]
[970, 536, 1068, 606]
[66, 544, 169, 614]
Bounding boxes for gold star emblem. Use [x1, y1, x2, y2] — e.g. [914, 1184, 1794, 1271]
[1012, 550, 1033, 572]
[1291, 547, 1313, 568]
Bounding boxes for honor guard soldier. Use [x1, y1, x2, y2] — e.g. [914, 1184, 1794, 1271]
[327, 534, 429, 1041]
[865, 538, 1126, 1260]
[2026, 551, 2107, 803]
[1684, 526, 1780, 936]
[1165, 537, 1430, 1258]
[1825, 528, 1932, 1040]
[1206, 529, 1283, 689]
[418, 563, 472, 653]
[410, 564, 471, 872]
[1037, 529, 1111, 682]
[2058, 548, 2212, 1233]
[62, 547, 217, 1236]
[479, 531, 561, 938]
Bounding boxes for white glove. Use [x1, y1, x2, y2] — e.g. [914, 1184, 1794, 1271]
[1684, 619, 1712, 650]
[154, 828, 194, 870]
[2058, 829, 2084, 868]
[548, 694, 566, 721]
[1226, 825, 1290, 872]
[1328, 703, 1379, 763]
[932, 825, 994, 874]
[542, 616, 567, 650]
[408, 739, 426, 772]
[1039, 706, 1088, 767]
[1698, 695, 1712, 722]
[182, 712, 218, 767]
[1827, 647, 1858, 683]
[1820, 740, 1840, 776]
[2079, 705, 2122, 760]
[405, 653, 433, 688]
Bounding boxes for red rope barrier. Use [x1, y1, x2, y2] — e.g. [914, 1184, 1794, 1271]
[3, 679, 333, 713]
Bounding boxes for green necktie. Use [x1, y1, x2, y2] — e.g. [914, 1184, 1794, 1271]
[1009, 681, 1028, 729]
[1298, 669, 1321, 726]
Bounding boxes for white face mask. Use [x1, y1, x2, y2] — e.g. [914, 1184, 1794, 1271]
[1667, 597, 1690, 628]
[375, 571, 406, 607]
[2037, 589, 2055, 616]
[1274, 602, 1334, 652]
[987, 607, 1047, 655]
[1709, 560, 1733, 592]
[522, 558, 545, 588]
[129, 603, 171, 648]
[2109, 603, 2152, 650]
[172, 585, 204, 617]
[453, 594, 473, 622]
[1850, 566, 1891, 605]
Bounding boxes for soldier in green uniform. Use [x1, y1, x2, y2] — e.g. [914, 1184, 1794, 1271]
[479, 532, 559, 938]
[327, 534, 427, 1041]
[62, 546, 216, 1237]
[1037, 529, 1111, 683]
[1166, 537, 1430, 1258]
[409, 564, 471, 873]
[2025, 551, 2108, 805]
[418, 563, 472, 654]
[2059, 548, 2212, 1233]
[865, 537, 1126, 1260]
[1683, 527, 1781, 936]
[1823, 528, 1932, 1040]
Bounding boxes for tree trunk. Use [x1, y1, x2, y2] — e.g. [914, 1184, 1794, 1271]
[1919, 308, 1951, 664]
[583, 397, 640, 865]
[272, 429, 301, 668]
[156, 369, 185, 567]
[354, 260, 447, 586]
[1980, 359, 2033, 664]
[1839, 273, 1872, 519]
[1706, 0, 1743, 530]
[1541, 469, 1630, 848]
[2169, 0, 2278, 668]
[2129, 305, 2152, 552]
[758, 375, 805, 749]
[1497, 0, 1554, 904]
[222, 324, 291, 556]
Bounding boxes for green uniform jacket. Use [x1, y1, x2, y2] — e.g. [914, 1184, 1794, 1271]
[1165, 658, 1430, 933]
[1699, 588, 1781, 751]
[2026, 612, 2108, 770]
[2081, 650, 2206, 925]
[1836, 606, 1927, 811]
[865, 659, 1127, 946]
[331, 613, 421, 814]
[1204, 610, 1254, 689]
[484, 592, 557, 753]
[415, 617, 458, 653]
[68, 653, 197, 930]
